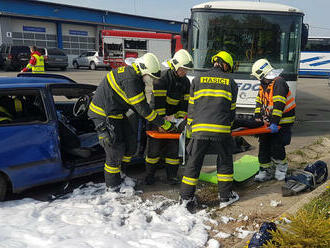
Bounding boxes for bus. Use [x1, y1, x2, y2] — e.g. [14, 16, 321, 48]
[299, 37, 330, 77]
[182, 1, 305, 115]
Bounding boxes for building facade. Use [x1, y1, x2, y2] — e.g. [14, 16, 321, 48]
[0, 0, 181, 64]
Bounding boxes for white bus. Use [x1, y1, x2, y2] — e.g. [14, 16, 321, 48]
[182, 1, 305, 115]
[299, 37, 330, 77]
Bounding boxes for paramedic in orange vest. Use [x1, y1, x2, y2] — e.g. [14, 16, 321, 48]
[251, 59, 296, 182]
[21, 46, 45, 73]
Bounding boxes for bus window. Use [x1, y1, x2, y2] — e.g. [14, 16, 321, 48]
[190, 11, 302, 75]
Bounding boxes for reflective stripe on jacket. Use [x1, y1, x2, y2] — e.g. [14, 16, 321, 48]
[255, 77, 296, 125]
[150, 69, 190, 119]
[88, 65, 164, 127]
[188, 68, 238, 138]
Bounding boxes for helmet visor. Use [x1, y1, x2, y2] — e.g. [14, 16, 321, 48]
[182, 60, 194, 70]
[150, 70, 161, 79]
[264, 69, 283, 80]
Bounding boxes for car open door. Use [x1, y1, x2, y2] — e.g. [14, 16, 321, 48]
[0, 88, 63, 192]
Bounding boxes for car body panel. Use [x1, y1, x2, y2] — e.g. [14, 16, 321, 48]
[39, 48, 68, 70]
[0, 121, 64, 191]
[73, 51, 107, 69]
[0, 44, 30, 71]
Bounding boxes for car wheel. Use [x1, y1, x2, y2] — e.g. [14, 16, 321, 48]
[90, 61, 96, 70]
[61, 66, 67, 71]
[0, 174, 8, 201]
[73, 61, 79, 69]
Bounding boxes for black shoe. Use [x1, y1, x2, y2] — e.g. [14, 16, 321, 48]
[145, 174, 156, 185]
[179, 196, 198, 213]
[219, 191, 239, 209]
[167, 177, 180, 185]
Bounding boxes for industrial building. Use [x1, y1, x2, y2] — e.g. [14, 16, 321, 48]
[0, 0, 182, 64]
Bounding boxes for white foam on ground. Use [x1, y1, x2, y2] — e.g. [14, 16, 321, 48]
[0, 180, 211, 248]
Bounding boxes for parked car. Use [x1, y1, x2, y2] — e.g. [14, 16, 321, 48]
[0, 44, 30, 71]
[72, 51, 108, 70]
[39, 48, 68, 71]
[0, 73, 143, 201]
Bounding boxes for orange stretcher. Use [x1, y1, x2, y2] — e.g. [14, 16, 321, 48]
[146, 125, 278, 139]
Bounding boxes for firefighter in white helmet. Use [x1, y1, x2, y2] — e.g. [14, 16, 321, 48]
[251, 58, 296, 182]
[88, 53, 176, 191]
[144, 49, 193, 185]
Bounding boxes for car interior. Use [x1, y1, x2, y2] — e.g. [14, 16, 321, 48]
[50, 84, 105, 166]
[0, 90, 47, 124]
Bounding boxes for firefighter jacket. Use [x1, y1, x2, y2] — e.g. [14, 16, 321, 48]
[88, 64, 165, 127]
[22, 51, 45, 73]
[150, 69, 190, 119]
[187, 67, 238, 139]
[254, 77, 296, 126]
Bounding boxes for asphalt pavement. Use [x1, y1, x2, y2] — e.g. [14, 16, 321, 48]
[1, 69, 330, 199]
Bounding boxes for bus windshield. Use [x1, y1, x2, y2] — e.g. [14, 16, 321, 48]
[190, 11, 303, 76]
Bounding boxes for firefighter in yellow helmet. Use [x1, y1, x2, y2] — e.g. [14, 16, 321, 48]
[180, 51, 239, 211]
[21, 46, 45, 73]
[88, 53, 176, 191]
[144, 49, 193, 185]
[251, 58, 296, 182]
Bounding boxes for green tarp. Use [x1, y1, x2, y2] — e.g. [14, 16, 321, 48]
[199, 155, 260, 183]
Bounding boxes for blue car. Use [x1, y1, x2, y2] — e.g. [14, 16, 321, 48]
[0, 73, 144, 201]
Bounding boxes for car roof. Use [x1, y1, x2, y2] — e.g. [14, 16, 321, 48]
[0, 77, 74, 89]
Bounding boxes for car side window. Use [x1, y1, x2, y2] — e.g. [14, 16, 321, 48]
[0, 90, 48, 125]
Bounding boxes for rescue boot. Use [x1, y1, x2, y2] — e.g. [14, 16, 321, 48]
[273, 158, 288, 181]
[254, 165, 275, 182]
[166, 165, 180, 185]
[104, 171, 122, 192]
[144, 165, 157, 185]
[219, 191, 239, 209]
[179, 195, 198, 213]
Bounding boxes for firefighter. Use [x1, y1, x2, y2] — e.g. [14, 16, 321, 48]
[88, 53, 176, 191]
[21, 46, 45, 73]
[251, 58, 296, 182]
[180, 51, 239, 211]
[144, 49, 193, 185]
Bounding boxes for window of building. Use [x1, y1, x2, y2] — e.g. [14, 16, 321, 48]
[62, 34, 96, 55]
[12, 32, 58, 49]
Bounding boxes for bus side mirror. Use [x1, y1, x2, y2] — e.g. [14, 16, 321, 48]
[181, 19, 190, 49]
[301, 23, 309, 50]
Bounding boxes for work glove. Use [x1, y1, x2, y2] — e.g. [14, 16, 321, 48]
[95, 121, 116, 147]
[268, 123, 279, 133]
[160, 120, 177, 133]
[176, 118, 187, 133]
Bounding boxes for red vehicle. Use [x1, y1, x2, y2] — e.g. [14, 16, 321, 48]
[101, 30, 182, 69]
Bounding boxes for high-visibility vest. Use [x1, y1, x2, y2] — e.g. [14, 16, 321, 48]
[259, 79, 296, 124]
[31, 53, 45, 73]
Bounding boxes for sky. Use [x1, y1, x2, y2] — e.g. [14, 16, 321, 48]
[43, 0, 330, 37]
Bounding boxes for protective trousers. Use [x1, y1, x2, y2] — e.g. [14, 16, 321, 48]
[145, 137, 180, 180]
[258, 126, 291, 169]
[94, 117, 135, 188]
[180, 135, 234, 200]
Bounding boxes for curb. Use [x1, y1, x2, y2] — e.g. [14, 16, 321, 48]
[233, 179, 329, 248]
[284, 179, 329, 215]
